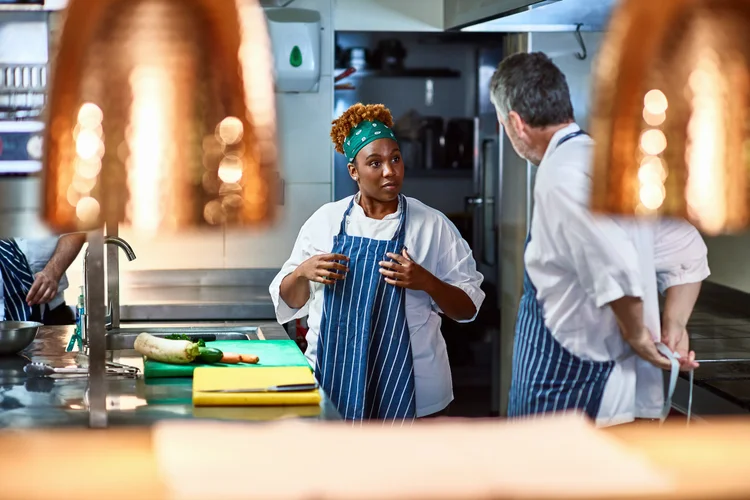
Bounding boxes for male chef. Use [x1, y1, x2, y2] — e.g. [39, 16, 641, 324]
[0, 234, 86, 324]
[490, 52, 710, 427]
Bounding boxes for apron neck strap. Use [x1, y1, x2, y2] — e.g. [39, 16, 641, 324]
[339, 195, 408, 243]
[339, 197, 357, 235]
[555, 128, 587, 149]
[393, 196, 408, 244]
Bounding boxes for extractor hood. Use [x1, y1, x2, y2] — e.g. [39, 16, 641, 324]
[459, 0, 616, 32]
[444, 0, 547, 30]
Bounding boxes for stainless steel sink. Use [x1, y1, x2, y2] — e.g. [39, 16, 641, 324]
[105, 325, 260, 350]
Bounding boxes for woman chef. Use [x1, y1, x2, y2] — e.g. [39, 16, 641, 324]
[270, 103, 485, 421]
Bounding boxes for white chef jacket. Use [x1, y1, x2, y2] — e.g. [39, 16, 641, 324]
[270, 194, 486, 417]
[0, 237, 69, 320]
[527, 124, 710, 427]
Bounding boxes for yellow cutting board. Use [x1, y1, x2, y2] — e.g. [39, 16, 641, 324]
[192, 366, 321, 407]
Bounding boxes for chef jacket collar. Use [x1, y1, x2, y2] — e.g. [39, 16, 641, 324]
[352, 192, 403, 221]
[541, 123, 583, 165]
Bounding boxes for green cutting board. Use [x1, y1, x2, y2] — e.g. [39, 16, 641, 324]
[143, 340, 311, 379]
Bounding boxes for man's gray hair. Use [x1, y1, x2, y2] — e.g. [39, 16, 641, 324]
[489, 52, 575, 128]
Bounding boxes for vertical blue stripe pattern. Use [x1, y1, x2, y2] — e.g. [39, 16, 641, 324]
[0, 239, 34, 321]
[508, 254, 615, 420]
[508, 239, 615, 421]
[315, 196, 416, 422]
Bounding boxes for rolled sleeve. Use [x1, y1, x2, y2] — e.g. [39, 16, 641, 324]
[435, 228, 486, 323]
[546, 185, 644, 308]
[588, 269, 644, 309]
[654, 218, 710, 294]
[269, 271, 313, 325]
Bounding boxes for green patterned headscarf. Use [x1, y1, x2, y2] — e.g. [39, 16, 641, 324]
[343, 120, 398, 162]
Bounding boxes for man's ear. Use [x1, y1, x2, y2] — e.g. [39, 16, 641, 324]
[347, 162, 358, 182]
[508, 110, 527, 138]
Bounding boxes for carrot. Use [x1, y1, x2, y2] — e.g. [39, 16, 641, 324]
[221, 352, 241, 364]
[240, 354, 259, 364]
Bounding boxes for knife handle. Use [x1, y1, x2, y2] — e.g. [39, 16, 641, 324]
[273, 383, 319, 392]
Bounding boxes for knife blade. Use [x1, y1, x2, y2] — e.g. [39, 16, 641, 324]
[199, 383, 319, 394]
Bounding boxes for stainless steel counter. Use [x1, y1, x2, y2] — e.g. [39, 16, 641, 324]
[120, 286, 275, 321]
[0, 324, 340, 429]
[670, 306, 750, 419]
[119, 269, 279, 321]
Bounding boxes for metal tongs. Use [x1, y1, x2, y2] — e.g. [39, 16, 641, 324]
[24, 361, 140, 378]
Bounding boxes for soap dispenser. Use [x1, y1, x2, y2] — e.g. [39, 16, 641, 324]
[266, 8, 322, 93]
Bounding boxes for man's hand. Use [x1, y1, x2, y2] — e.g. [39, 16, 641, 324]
[662, 321, 699, 371]
[295, 253, 349, 285]
[628, 328, 673, 371]
[379, 249, 434, 291]
[24, 233, 86, 307]
[26, 270, 60, 306]
[610, 296, 672, 371]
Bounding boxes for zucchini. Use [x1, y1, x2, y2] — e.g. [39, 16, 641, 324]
[165, 333, 208, 347]
[134, 332, 200, 364]
[197, 347, 224, 364]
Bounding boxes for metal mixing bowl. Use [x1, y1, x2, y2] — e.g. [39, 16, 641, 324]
[0, 321, 42, 355]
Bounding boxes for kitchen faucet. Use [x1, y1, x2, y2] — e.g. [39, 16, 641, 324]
[82, 236, 136, 345]
[103, 236, 136, 261]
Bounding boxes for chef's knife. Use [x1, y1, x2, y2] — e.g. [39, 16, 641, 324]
[200, 383, 319, 394]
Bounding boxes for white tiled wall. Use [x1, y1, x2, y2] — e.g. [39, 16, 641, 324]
[225, 183, 332, 268]
[64, 0, 335, 303]
[275, 75, 334, 184]
[528, 31, 605, 129]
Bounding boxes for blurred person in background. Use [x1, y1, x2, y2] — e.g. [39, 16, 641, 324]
[0, 234, 86, 325]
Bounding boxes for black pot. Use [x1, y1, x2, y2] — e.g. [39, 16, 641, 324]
[373, 39, 407, 71]
[444, 119, 474, 169]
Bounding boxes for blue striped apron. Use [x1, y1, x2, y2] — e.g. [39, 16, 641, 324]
[508, 129, 615, 420]
[0, 239, 35, 321]
[315, 195, 416, 422]
[509, 129, 695, 424]
[507, 254, 616, 420]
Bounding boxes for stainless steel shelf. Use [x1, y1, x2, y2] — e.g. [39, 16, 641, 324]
[405, 169, 473, 178]
[335, 67, 461, 79]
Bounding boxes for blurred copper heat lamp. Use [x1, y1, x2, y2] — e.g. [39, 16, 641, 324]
[590, 0, 750, 235]
[43, 0, 278, 234]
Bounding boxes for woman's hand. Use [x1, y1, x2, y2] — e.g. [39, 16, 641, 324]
[379, 249, 477, 321]
[378, 249, 434, 291]
[295, 253, 350, 285]
[279, 253, 349, 309]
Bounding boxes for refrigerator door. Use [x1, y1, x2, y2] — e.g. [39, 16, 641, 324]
[467, 46, 503, 286]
